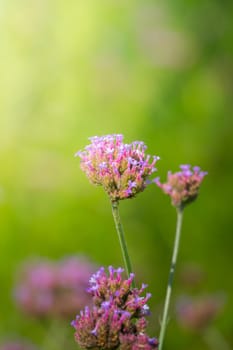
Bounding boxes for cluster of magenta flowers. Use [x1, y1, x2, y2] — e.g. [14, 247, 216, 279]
[73, 134, 208, 350]
[155, 165, 207, 208]
[71, 266, 158, 350]
[76, 134, 160, 201]
[14, 256, 96, 318]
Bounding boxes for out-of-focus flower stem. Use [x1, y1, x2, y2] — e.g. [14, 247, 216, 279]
[159, 207, 184, 350]
[111, 200, 135, 288]
[204, 326, 231, 350]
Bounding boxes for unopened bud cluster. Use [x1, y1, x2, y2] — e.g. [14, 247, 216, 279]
[71, 266, 158, 349]
[76, 134, 159, 201]
[155, 165, 207, 208]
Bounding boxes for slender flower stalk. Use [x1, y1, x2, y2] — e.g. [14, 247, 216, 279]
[155, 164, 207, 349]
[111, 200, 135, 287]
[76, 134, 159, 285]
[159, 207, 183, 350]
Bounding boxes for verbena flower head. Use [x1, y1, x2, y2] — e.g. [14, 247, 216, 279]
[71, 266, 158, 350]
[76, 134, 160, 201]
[14, 256, 96, 318]
[155, 165, 207, 208]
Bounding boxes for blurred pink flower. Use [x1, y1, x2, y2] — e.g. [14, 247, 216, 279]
[176, 294, 225, 332]
[0, 340, 36, 350]
[14, 256, 96, 319]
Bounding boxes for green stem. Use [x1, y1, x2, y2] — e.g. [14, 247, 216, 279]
[41, 319, 68, 350]
[111, 200, 135, 288]
[159, 207, 184, 350]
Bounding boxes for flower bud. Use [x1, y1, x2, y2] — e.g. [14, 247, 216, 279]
[155, 165, 207, 208]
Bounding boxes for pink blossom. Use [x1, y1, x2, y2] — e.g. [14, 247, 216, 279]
[76, 135, 159, 201]
[155, 165, 207, 208]
[71, 266, 158, 350]
[176, 294, 225, 331]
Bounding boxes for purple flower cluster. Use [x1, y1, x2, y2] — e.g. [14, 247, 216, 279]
[155, 165, 207, 208]
[76, 134, 160, 201]
[14, 256, 96, 318]
[71, 266, 158, 350]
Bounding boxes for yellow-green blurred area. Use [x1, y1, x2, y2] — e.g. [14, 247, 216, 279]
[0, 0, 233, 348]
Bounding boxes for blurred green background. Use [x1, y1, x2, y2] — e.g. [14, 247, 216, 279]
[0, 0, 233, 349]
